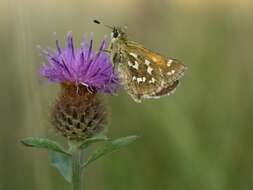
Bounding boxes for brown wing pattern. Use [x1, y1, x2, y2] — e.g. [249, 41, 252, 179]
[117, 41, 186, 102]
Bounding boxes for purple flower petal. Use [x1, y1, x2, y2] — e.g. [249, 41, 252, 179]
[40, 32, 120, 94]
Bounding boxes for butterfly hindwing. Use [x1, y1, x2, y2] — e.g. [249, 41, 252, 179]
[115, 41, 186, 102]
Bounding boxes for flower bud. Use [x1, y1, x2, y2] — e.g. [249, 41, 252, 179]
[40, 32, 120, 140]
[51, 84, 107, 140]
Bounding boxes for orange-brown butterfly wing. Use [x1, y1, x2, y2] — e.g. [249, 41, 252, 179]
[116, 41, 186, 102]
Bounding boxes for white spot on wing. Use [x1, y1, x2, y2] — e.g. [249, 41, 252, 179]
[134, 77, 147, 84]
[167, 70, 175, 76]
[149, 77, 156, 84]
[145, 59, 150, 66]
[167, 59, 173, 67]
[147, 67, 153, 74]
[133, 61, 139, 70]
[128, 61, 133, 67]
[128, 61, 139, 70]
[137, 77, 143, 83]
[130, 53, 138, 58]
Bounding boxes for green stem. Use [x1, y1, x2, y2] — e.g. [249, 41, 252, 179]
[72, 148, 84, 190]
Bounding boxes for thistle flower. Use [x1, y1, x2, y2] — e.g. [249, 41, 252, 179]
[40, 32, 120, 140]
[40, 32, 119, 94]
[21, 32, 138, 190]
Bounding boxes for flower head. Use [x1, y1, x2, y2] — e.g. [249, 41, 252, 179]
[52, 84, 107, 140]
[40, 32, 119, 94]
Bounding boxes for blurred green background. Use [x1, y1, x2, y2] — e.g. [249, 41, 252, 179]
[1, 0, 253, 189]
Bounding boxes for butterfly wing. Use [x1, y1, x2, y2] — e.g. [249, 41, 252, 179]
[117, 41, 186, 102]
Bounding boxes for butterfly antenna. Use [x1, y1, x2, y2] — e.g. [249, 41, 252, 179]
[93, 19, 114, 30]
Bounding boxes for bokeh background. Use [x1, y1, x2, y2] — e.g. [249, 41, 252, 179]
[1, 0, 253, 190]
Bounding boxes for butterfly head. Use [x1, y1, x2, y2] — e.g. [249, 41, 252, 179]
[111, 26, 127, 42]
[93, 20, 127, 42]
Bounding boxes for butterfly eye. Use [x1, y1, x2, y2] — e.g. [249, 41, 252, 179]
[113, 30, 119, 38]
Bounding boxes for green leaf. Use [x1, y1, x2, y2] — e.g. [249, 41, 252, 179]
[21, 137, 71, 156]
[21, 138, 72, 183]
[49, 150, 72, 183]
[79, 134, 109, 149]
[83, 135, 139, 167]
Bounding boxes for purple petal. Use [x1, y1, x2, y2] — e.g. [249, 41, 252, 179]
[39, 32, 120, 94]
